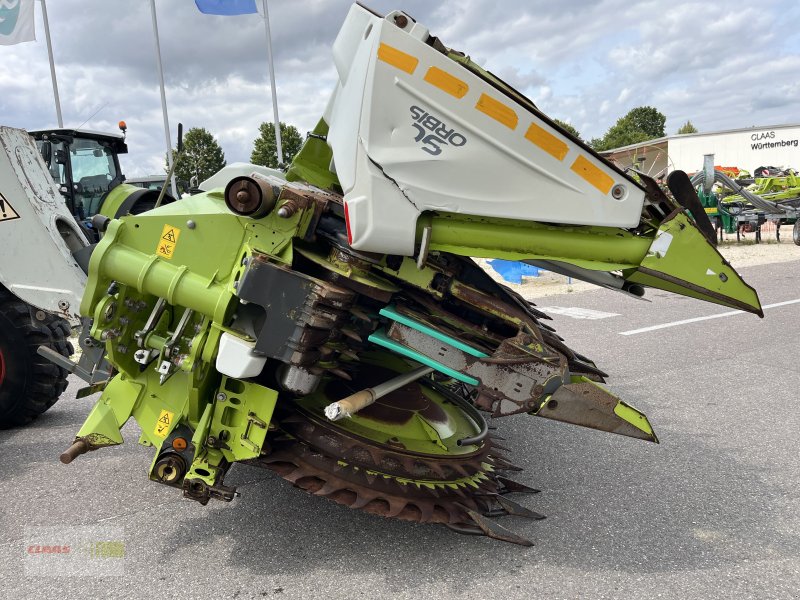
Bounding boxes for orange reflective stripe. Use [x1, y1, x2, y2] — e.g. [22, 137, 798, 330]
[525, 123, 569, 161]
[377, 43, 418, 74]
[571, 155, 614, 194]
[424, 66, 469, 98]
[475, 93, 518, 129]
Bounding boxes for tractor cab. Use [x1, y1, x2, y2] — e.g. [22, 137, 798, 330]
[30, 125, 128, 225]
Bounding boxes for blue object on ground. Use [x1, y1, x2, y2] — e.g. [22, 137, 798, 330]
[488, 260, 540, 284]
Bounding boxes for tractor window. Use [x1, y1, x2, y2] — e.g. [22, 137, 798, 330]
[36, 139, 67, 185]
[69, 138, 119, 218]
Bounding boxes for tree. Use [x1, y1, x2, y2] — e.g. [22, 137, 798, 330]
[251, 121, 304, 168]
[622, 106, 666, 139]
[677, 120, 698, 134]
[591, 106, 667, 151]
[168, 127, 226, 186]
[553, 119, 581, 140]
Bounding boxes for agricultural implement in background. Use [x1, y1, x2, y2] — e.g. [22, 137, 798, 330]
[692, 155, 800, 245]
[31, 5, 764, 545]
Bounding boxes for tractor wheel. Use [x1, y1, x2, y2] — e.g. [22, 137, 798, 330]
[0, 292, 73, 429]
[793, 220, 800, 246]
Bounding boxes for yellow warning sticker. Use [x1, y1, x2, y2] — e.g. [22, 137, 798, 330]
[153, 409, 174, 438]
[0, 191, 21, 223]
[156, 224, 181, 259]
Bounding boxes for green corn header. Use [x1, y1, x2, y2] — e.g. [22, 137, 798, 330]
[53, 4, 761, 545]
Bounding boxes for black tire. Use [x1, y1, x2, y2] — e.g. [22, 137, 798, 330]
[0, 290, 74, 429]
[793, 220, 800, 246]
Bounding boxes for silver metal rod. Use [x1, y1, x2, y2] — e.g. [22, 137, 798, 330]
[261, 0, 283, 164]
[372, 366, 434, 397]
[149, 0, 178, 198]
[39, 0, 62, 127]
[324, 366, 434, 421]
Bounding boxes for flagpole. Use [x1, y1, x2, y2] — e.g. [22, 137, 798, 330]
[149, 0, 178, 198]
[39, 0, 63, 127]
[261, 0, 283, 165]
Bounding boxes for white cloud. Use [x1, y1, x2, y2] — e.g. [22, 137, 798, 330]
[1, 0, 798, 173]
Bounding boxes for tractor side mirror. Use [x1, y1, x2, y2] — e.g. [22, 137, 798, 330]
[54, 149, 68, 165]
[177, 122, 183, 153]
[40, 141, 52, 165]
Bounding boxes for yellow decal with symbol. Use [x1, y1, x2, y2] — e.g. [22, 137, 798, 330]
[156, 224, 181, 259]
[154, 409, 174, 438]
[0, 191, 21, 223]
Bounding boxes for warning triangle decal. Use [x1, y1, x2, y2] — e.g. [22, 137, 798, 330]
[162, 229, 176, 243]
[0, 192, 21, 223]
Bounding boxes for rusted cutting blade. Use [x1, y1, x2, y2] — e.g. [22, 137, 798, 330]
[457, 505, 534, 547]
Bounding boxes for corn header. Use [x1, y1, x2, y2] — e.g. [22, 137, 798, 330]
[52, 5, 762, 545]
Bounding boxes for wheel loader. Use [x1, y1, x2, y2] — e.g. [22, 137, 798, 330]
[18, 4, 762, 544]
[0, 124, 171, 428]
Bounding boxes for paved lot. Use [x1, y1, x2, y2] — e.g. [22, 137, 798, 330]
[1, 258, 799, 599]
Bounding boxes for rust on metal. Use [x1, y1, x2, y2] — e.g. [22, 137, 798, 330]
[535, 381, 657, 442]
[59, 438, 91, 464]
[385, 320, 566, 417]
[403, 290, 504, 347]
[635, 262, 763, 317]
[323, 367, 448, 426]
[448, 280, 531, 328]
[248, 404, 542, 545]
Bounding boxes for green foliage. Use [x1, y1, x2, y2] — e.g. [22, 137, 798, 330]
[251, 121, 304, 168]
[591, 106, 667, 151]
[167, 127, 226, 186]
[677, 120, 698, 134]
[553, 119, 581, 140]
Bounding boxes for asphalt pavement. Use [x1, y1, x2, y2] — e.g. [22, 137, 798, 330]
[1, 257, 799, 599]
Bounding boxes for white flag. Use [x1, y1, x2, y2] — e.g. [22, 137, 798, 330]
[0, 0, 35, 46]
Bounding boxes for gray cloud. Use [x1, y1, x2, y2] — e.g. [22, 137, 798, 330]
[2, 0, 798, 175]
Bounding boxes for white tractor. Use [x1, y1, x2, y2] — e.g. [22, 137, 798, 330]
[0, 125, 169, 427]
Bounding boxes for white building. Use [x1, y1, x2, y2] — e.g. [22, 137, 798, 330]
[601, 123, 800, 178]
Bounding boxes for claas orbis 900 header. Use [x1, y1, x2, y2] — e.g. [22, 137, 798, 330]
[51, 5, 760, 545]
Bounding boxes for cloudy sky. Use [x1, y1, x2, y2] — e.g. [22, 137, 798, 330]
[2, 0, 799, 176]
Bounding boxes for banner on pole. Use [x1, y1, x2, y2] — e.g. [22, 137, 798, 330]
[194, 0, 260, 16]
[0, 0, 35, 45]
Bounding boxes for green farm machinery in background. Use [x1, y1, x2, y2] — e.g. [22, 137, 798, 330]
[692, 157, 800, 244]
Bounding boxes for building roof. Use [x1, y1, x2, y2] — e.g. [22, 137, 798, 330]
[600, 122, 800, 155]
